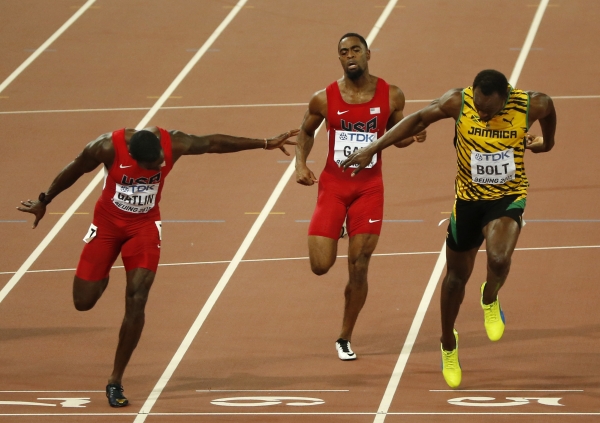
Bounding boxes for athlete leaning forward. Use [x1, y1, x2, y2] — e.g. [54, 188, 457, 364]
[341, 69, 556, 387]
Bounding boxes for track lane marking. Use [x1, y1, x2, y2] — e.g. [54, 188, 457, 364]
[0, 0, 251, 305]
[373, 1, 550, 421]
[1, 244, 597, 276]
[132, 1, 406, 419]
[0, 0, 97, 95]
[0, 95, 595, 115]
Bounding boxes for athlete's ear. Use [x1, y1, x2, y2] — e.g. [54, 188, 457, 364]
[366, 49, 371, 61]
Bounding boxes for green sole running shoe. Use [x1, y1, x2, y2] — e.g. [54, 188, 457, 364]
[481, 281, 505, 341]
[441, 329, 461, 388]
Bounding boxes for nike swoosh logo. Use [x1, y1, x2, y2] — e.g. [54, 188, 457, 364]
[337, 110, 349, 115]
[369, 219, 381, 223]
[119, 164, 132, 168]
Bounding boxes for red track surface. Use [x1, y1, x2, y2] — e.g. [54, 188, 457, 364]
[1, 1, 599, 422]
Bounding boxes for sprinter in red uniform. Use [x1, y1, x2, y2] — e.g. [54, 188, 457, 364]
[18, 126, 297, 407]
[295, 33, 425, 360]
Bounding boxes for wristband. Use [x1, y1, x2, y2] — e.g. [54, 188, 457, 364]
[38, 192, 51, 205]
[264, 138, 268, 149]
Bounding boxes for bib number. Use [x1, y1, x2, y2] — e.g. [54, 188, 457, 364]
[471, 148, 516, 184]
[83, 223, 98, 243]
[112, 183, 159, 213]
[334, 130, 377, 169]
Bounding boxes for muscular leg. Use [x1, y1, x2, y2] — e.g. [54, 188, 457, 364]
[339, 233, 379, 341]
[73, 276, 109, 311]
[440, 246, 478, 350]
[108, 267, 155, 385]
[308, 235, 338, 275]
[481, 217, 520, 304]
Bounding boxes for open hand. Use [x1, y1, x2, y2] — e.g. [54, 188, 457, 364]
[17, 199, 47, 229]
[340, 146, 375, 177]
[266, 129, 300, 156]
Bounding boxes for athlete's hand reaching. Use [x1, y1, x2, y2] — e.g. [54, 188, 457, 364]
[296, 164, 318, 186]
[17, 198, 47, 229]
[265, 129, 300, 156]
[341, 145, 376, 177]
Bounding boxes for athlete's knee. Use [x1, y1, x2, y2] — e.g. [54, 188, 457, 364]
[443, 272, 467, 294]
[309, 252, 335, 275]
[487, 252, 511, 276]
[72, 277, 106, 311]
[73, 297, 95, 312]
[311, 261, 332, 276]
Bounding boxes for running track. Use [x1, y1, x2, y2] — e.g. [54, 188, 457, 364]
[1, 1, 599, 422]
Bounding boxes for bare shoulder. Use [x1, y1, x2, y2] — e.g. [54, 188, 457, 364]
[82, 131, 115, 164]
[388, 84, 406, 112]
[527, 90, 553, 108]
[433, 88, 463, 115]
[526, 91, 554, 121]
[308, 88, 327, 117]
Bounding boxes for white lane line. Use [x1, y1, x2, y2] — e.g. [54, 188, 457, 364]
[1, 244, 597, 276]
[196, 389, 349, 392]
[0, 95, 595, 116]
[509, 0, 549, 86]
[431, 389, 584, 392]
[133, 1, 402, 420]
[1, 412, 599, 417]
[132, 1, 252, 421]
[0, 0, 247, 307]
[0, 390, 103, 393]
[374, 242, 447, 422]
[0, 0, 97, 95]
[373, 1, 550, 422]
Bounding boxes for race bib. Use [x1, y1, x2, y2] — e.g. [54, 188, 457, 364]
[83, 223, 98, 243]
[470, 148, 516, 184]
[333, 130, 377, 169]
[112, 183, 159, 214]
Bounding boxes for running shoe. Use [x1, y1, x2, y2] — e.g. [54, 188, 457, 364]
[106, 383, 129, 408]
[335, 338, 356, 360]
[339, 225, 347, 239]
[480, 281, 505, 341]
[441, 329, 461, 388]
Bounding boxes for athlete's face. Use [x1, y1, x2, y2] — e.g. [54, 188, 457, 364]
[473, 87, 507, 122]
[338, 37, 370, 80]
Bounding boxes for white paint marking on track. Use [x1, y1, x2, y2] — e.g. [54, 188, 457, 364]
[133, 2, 413, 419]
[373, 1, 550, 421]
[132, 0, 251, 419]
[0, 0, 97, 95]
[1, 244, 597, 276]
[0, 95, 594, 116]
[0, 1, 250, 305]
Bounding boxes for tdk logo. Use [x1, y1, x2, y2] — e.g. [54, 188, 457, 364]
[474, 151, 512, 162]
[339, 132, 376, 142]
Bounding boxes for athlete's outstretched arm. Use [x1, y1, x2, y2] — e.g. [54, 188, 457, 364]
[387, 85, 427, 148]
[342, 89, 462, 175]
[170, 130, 298, 162]
[17, 134, 111, 228]
[525, 92, 556, 153]
[295, 90, 326, 186]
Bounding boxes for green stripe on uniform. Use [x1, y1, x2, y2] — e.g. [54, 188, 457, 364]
[507, 197, 527, 210]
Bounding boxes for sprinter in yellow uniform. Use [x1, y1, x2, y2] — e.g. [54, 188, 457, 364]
[341, 69, 556, 388]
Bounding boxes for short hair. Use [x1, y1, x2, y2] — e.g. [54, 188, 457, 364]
[338, 33, 368, 50]
[129, 130, 161, 163]
[473, 69, 509, 96]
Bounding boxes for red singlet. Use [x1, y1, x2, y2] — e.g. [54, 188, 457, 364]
[308, 78, 391, 239]
[76, 128, 174, 281]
